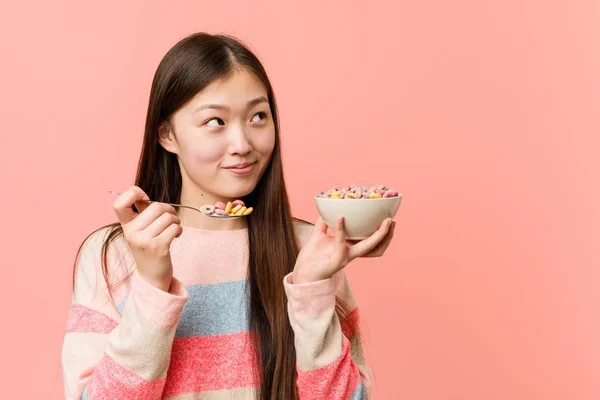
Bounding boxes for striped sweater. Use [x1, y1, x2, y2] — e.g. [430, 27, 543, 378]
[62, 223, 371, 399]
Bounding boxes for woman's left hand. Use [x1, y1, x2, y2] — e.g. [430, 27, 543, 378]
[293, 217, 395, 284]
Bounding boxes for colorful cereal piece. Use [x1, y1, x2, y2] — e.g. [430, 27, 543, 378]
[200, 205, 215, 215]
[234, 206, 247, 216]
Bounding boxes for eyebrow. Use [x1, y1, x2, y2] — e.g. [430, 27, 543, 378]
[194, 96, 269, 113]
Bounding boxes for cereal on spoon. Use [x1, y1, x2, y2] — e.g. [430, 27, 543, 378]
[200, 199, 253, 217]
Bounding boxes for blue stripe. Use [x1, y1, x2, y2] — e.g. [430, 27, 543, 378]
[175, 280, 250, 338]
[81, 388, 89, 400]
[117, 296, 127, 316]
[350, 381, 367, 400]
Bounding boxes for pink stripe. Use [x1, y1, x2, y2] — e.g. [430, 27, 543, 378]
[163, 332, 260, 397]
[66, 304, 118, 334]
[87, 354, 165, 399]
[341, 308, 360, 339]
[296, 339, 361, 400]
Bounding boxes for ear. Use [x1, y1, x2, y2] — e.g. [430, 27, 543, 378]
[158, 122, 178, 154]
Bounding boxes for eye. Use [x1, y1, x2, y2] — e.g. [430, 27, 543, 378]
[251, 112, 268, 123]
[205, 118, 225, 127]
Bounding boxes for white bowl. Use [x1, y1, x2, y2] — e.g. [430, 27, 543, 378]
[314, 195, 402, 240]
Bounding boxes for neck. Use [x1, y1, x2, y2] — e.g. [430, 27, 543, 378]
[179, 183, 247, 231]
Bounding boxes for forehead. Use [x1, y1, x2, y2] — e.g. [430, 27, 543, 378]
[190, 68, 268, 108]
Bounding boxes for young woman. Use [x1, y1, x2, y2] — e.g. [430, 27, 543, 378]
[62, 32, 395, 400]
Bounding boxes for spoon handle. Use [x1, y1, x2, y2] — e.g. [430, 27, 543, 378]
[108, 191, 203, 213]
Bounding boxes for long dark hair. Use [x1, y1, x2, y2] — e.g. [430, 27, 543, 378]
[73, 33, 355, 399]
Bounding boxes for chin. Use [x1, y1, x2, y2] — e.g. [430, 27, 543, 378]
[219, 180, 258, 199]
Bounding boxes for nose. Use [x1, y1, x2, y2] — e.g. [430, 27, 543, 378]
[228, 124, 252, 155]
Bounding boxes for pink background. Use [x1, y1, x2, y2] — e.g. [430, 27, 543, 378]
[1, 1, 599, 399]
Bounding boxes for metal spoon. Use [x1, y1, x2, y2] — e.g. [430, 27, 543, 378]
[109, 191, 245, 219]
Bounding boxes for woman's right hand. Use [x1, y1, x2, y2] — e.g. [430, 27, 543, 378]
[112, 186, 183, 292]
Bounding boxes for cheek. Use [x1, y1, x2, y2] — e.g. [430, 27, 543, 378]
[253, 129, 276, 156]
[179, 139, 225, 168]
[193, 147, 223, 164]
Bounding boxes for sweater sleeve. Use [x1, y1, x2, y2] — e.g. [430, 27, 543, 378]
[61, 228, 188, 400]
[284, 271, 371, 400]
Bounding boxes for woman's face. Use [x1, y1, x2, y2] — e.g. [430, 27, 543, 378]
[160, 68, 276, 204]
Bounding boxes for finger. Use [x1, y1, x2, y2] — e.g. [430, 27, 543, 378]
[362, 221, 395, 257]
[128, 202, 177, 232]
[144, 212, 181, 237]
[346, 220, 395, 248]
[348, 218, 392, 260]
[335, 217, 346, 246]
[156, 222, 183, 244]
[130, 186, 153, 213]
[377, 220, 396, 249]
[314, 217, 329, 235]
[134, 199, 152, 214]
[113, 186, 150, 225]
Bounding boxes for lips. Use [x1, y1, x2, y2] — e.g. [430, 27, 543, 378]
[224, 162, 256, 175]
[226, 162, 254, 169]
